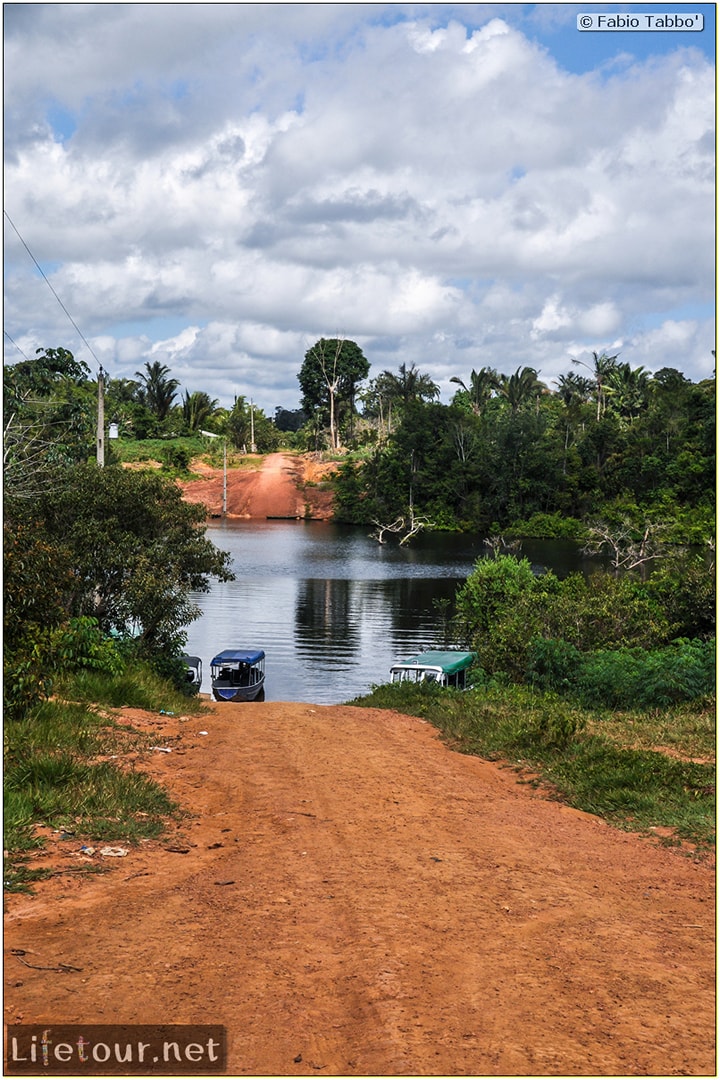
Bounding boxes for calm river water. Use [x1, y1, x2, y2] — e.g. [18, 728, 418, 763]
[185, 521, 604, 704]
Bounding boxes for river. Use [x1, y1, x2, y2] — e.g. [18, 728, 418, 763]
[184, 520, 607, 704]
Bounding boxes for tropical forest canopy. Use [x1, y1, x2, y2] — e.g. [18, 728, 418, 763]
[4, 341, 715, 538]
[333, 351, 715, 544]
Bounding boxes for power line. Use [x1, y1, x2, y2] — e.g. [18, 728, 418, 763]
[3, 329, 32, 362]
[4, 209, 105, 375]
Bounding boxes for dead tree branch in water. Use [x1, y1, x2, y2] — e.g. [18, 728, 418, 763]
[371, 509, 435, 546]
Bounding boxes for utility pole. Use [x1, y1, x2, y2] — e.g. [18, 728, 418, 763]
[250, 398, 256, 453]
[223, 439, 227, 516]
[96, 366, 105, 466]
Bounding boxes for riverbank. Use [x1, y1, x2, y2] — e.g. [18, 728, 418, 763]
[4, 698, 715, 1076]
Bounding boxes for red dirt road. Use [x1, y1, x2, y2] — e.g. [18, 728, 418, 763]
[178, 453, 336, 520]
[4, 701, 715, 1076]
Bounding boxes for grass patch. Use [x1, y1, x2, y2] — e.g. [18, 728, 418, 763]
[349, 682, 715, 851]
[112, 436, 207, 464]
[113, 436, 266, 475]
[4, 677, 188, 893]
[54, 664, 209, 714]
[583, 698, 716, 761]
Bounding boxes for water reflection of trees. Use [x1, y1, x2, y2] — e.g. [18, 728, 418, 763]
[294, 577, 462, 662]
[295, 579, 360, 659]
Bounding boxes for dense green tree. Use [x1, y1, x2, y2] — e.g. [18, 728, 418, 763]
[16, 464, 234, 658]
[554, 372, 594, 473]
[274, 407, 307, 432]
[4, 347, 94, 498]
[298, 338, 369, 449]
[605, 362, 650, 422]
[496, 366, 546, 413]
[450, 366, 499, 416]
[380, 362, 440, 408]
[3, 519, 78, 719]
[361, 363, 440, 444]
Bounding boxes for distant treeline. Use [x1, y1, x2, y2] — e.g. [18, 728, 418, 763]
[331, 359, 715, 541]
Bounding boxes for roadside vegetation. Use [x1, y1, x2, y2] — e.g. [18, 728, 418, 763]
[4, 664, 206, 893]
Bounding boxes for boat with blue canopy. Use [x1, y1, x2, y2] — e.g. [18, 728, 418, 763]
[389, 650, 477, 690]
[210, 648, 266, 702]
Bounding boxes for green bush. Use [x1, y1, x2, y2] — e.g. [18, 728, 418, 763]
[576, 638, 715, 709]
[161, 444, 191, 472]
[526, 637, 582, 691]
[454, 557, 670, 679]
[646, 552, 716, 640]
[507, 512, 586, 540]
[50, 616, 125, 676]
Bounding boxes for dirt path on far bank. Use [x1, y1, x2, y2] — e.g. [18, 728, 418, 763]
[179, 453, 336, 520]
[4, 701, 715, 1076]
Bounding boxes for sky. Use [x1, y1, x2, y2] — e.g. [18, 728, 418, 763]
[3, 2, 716, 414]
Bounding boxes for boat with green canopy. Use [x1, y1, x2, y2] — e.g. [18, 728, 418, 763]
[389, 650, 477, 690]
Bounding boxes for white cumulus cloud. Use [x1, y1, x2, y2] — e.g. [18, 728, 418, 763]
[3, 4, 714, 410]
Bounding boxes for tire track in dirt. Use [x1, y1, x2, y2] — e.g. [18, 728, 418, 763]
[230, 453, 302, 518]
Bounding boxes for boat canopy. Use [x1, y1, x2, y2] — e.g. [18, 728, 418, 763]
[211, 649, 265, 667]
[390, 650, 476, 675]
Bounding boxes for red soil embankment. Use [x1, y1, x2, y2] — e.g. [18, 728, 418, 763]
[179, 452, 337, 519]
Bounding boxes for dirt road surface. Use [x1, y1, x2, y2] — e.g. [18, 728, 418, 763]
[4, 701, 715, 1076]
[178, 453, 336, 520]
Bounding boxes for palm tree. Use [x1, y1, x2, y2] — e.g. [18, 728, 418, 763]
[135, 361, 179, 421]
[555, 371, 594, 470]
[182, 390, 219, 432]
[497, 366, 546, 413]
[555, 371, 594, 410]
[369, 363, 440, 437]
[605, 363, 650, 422]
[387, 363, 440, 406]
[571, 351, 619, 421]
[450, 367, 499, 415]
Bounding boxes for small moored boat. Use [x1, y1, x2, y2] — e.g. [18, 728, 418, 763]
[210, 649, 266, 702]
[389, 649, 477, 690]
[181, 654, 202, 691]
